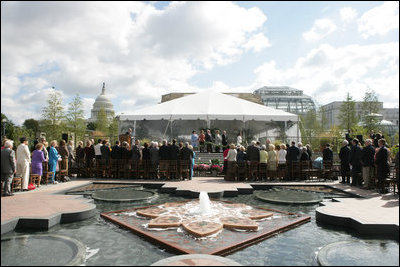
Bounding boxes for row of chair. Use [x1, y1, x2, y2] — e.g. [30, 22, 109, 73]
[224, 160, 335, 182]
[71, 159, 193, 180]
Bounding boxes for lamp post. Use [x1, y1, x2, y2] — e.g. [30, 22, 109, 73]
[2, 118, 7, 139]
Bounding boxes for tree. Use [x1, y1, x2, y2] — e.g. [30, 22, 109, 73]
[87, 122, 97, 131]
[41, 89, 65, 141]
[338, 92, 358, 131]
[23, 119, 39, 137]
[1, 113, 15, 141]
[108, 117, 119, 143]
[66, 94, 86, 148]
[300, 109, 322, 145]
[361, 89, 381, 133]
[95, 107, 109, 135]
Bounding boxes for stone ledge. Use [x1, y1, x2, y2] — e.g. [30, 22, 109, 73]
[316, 197, 399, 239]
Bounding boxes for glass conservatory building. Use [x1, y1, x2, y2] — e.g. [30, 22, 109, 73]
[254, 86, 316, 115]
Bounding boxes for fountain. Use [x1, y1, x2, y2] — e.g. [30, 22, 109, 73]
[199, 191, 211, 214]
[101, 191, 311, 255]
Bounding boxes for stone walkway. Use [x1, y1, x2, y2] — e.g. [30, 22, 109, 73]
[1, 177, 398, 237]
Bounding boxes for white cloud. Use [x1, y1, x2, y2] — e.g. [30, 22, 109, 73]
[1, 1, 269, 124]
[340, 7, 358, 22]
[254, 42, 399, 107]
[243, 33, 271, 53]
[358, 1, 399, 39]
[303, 18, 337, 42]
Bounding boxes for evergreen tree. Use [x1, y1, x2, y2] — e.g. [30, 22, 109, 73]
[41, 89, 65, 141]
[361, 89, 381, 133]
[95, 107, 109, 135]
[66, 94, 86, 148]
[338, 92, 358, 131]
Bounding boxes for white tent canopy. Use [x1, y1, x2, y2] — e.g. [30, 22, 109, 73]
[119, 91, 298, 122]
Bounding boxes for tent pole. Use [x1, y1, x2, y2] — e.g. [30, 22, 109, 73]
[170, 119, 173, 141]
[133, 120, 136, 144]
[297, 115, 300, 142]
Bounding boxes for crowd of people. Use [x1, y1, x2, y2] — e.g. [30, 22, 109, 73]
[1, 129, 398, 196]
[339, 136, 396, 194]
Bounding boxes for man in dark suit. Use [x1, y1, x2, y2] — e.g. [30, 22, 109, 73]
[286, 141, 300, 180]
[246, 141, 260, 162]
[322, 143, 333, 162]
[349, 138, 362, 186]
[131, 139, 141, 161]
[375, 139, 390, 194]
[205, 129, 213, 153]
[180, 142, 194, 180]
[339, 140, 351, 183]
[361, 139, 375, 189]
[168, 139, 180, 160]
[158, 140, 170, 160]
[111, 141, 122, 159]
[222, 130, 228, 151]
[1, 140, 16, 196]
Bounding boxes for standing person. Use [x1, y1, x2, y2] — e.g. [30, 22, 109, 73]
[236, 146, 247, 162]
[221, 130, 228, 151]
[84, 140, 94, 176]
[214, 130, 222, 153]
[191, 131, 198, 152]
[75, 141, 85, 176]
[180, 142, 194, 180]
[349, 138, 362, 186]
[188, 145, 195, 179]
[300, 147, 310, 161]
[259, 145, 268, 164]
[111, 141, 122, 160]
[48, 140, 60, 184]
[101, 140, 111, 165]
[150, 141, 159, 179]
[67, 140, 75, 170]
[131, 139, 141, 161]
[268, 144, 278, 171]
[278, 144, 287, 166]
[306, 144, 312, 159]
[236, 132, 242, 146]
[265, 139, 271, 152]
[94, 139, 103, 160]
[16, 137, 31, 191]
[286, 141, 300, 181]
[39, 137, 48, 160]
[158, 140, 170, 160]
[31, 143, 46, 187]
[57, 140, 69, 177]
[205, 129, 213, 153]
[375, 139, 390, 194]
[226, 143, 237, 178]
[361, 139, 375, 189]
[339, 140, 351, 184]
[1, 140, 16, 196]
[223, 146, 229, 175]
[322, 143, 333, 162]
[198, 130, 205, 152]
[247, 141, 260, 162]
[168, 139, 180, 161]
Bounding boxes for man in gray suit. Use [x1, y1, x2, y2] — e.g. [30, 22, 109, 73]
[1, 140, 16, 196]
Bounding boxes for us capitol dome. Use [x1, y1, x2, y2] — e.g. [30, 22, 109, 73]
[89, 82, 115, 122]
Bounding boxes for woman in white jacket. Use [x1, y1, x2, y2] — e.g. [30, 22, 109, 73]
[16, 137, 31, 191]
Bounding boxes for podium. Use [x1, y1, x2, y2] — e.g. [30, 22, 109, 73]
[119, 134, 131, 147]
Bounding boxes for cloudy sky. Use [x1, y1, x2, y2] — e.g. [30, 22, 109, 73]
[1, 1, 399, 125]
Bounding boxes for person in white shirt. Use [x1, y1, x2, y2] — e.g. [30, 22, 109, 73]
[16, 137, 31, 191]
[94, 139, 103, 160]
[236, 133, 242, 146]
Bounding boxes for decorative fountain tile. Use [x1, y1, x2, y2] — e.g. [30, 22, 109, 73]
[182, 221, 224, 237]
[148, 216, 182, 228]
[101, 199, 311, 255]
[220, 217, 258, 230]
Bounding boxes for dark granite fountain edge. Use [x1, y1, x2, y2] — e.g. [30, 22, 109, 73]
[1, 196, 96, 235]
